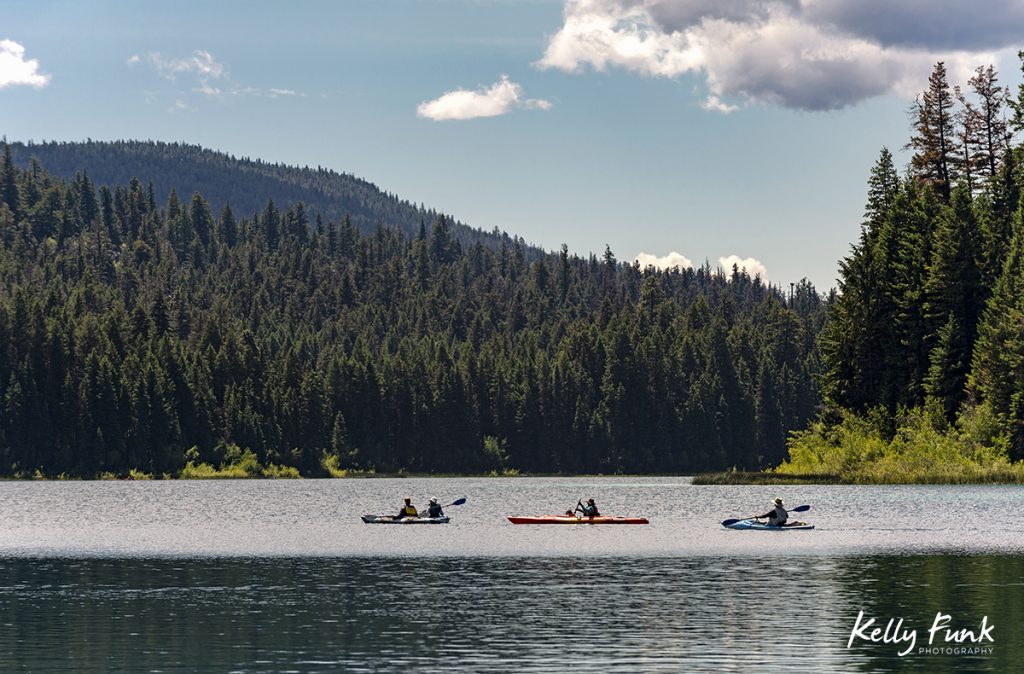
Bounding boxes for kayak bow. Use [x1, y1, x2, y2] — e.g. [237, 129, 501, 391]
[361, 515, 451, 524]
[507, 515, 649, 525]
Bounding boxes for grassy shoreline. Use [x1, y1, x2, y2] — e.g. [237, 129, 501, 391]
[2, 468, 657, 481]
[10, 469, 1024, 484]
[691, 471, 1024, 485]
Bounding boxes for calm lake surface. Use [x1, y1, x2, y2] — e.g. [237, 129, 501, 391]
[0, 477, 1020, 672]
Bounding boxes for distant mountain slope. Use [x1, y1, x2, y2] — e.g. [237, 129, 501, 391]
[7, 139, 518, 249]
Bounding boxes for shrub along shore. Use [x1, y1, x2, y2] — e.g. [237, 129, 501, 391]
[695, 406, 1024, 485]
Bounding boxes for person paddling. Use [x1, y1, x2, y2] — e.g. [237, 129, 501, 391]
[426, 497, 444, 518]
[576, 498, 601, 517]
[396, 497, 419, 519]
[758, 497, 788, 527]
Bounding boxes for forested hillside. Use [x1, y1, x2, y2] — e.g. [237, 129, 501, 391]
[5, 140, 524, 253]
[783, 56, 1024, 480]
[0, 142, 824, 477]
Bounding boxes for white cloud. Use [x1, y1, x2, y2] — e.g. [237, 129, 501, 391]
[194, 81, 221, 96]
[131, 49, 304, 105]
[719, 255, 767, 280]
[143, 49, 226, 81]
[635, 251, 693, 271]
[701, 94, 737, 114]
[168, 99, 192, 113]
[536, 0, 1004, 112]
[0, 39, 50, 88]
[417, 75, 551, 121]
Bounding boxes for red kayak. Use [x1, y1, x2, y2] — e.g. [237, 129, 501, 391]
[507, 515, 649, 525]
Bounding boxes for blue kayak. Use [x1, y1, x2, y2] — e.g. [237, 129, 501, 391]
[724, 520, 814, 530]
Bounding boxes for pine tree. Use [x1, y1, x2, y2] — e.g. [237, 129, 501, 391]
[218, 204, 237, 248]
[864, 148, 899, 232]
[954, 86, 983, 194]
[908, 62, 959, 202]
[0, 144, 20, 223]
[921, 185, 984, 419]
[189, 193, 213, 249]
[821, 155, 908, 412]
[924, 314, 966, 420]
[970, 207, 1024, 457]
[1010, 51, 1024, 134]
[966, 65, 1011, 182]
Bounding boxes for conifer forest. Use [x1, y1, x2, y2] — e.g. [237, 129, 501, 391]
[3, 55, 1024, 477]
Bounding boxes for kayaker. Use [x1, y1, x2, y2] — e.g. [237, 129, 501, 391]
[396, 497, 419, 519]
[426, 497, 444, 518]
[577, 498, 601, 517]
[758, 497, 788, 526]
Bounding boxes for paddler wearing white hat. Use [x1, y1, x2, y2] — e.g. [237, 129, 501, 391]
[757, 497, 788, 527]
[427, 497, 444, 518]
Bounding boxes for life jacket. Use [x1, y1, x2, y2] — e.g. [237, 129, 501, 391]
[768, 505, 788, 525]
[428, 504, 443, 518]
[400, 504, 418, 517]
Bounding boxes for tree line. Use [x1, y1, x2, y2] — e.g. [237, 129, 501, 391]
[0, 142, 824, 477]
[821, 54, 1024, 458]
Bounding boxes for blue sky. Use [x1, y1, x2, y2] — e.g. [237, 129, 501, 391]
[2, 0, 1022, 290]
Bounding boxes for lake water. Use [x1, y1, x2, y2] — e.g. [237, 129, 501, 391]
[0, 477, 1020, 672]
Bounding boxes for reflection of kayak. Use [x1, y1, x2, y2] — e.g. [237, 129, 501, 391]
[361, 515, 450, 524]
[724, 520, 814, 530]
[507, 515, 649, 525]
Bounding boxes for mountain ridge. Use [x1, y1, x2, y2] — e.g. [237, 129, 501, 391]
[7, 138, 531, 253]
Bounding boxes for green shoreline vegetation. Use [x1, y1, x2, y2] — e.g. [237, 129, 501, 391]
[707, 406, 1024, 484]
[701, 58, 1024, 485]
[695, 408, 1024, 485]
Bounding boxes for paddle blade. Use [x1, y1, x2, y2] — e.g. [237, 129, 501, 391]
[721, 518, 741, 527]
[448, 497, 467, 507]
[790, 504, 811, 512]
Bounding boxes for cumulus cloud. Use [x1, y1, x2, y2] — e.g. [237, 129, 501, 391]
[0, 39, 50, 88]
[635, 251, 693, 271]
[802, 0, 1024, 51]
[536, 0, 1006, 111]
[417, 75, 552, 121]
[719, 255, 767, 280]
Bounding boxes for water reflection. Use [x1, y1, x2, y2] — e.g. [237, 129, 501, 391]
[0, 555, 1017, 672]
[835, 555, 1023, 673]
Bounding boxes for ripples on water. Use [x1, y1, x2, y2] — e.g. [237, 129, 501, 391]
[0, 477, 1021, 557]
[0, 478, 1019, 672]
[0, 556, 1018, 673]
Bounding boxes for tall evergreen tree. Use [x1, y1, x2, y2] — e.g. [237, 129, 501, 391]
[922, 184, 983, 418]
[970, 208, 1024, 457]
[0, 144, 21, 223]
[908, 62, 959, 202]
[966, 65, 1011, 182]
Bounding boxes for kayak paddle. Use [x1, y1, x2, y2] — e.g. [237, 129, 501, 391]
[721, 504, 810, 527]
[446, 497, 467, 507]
